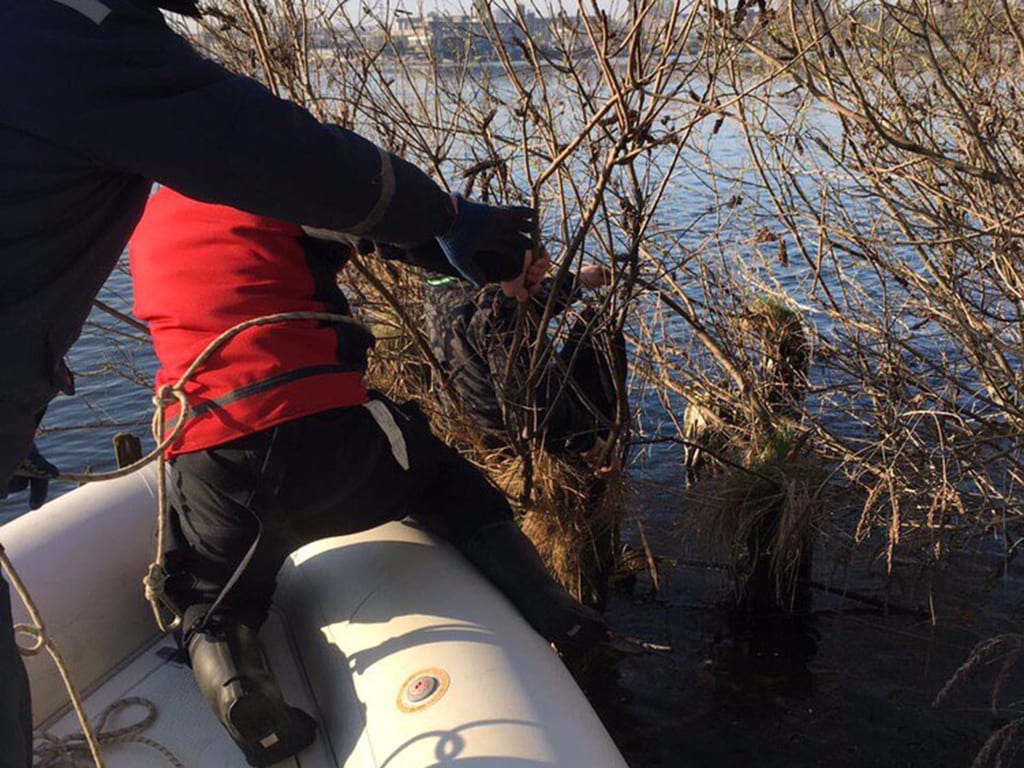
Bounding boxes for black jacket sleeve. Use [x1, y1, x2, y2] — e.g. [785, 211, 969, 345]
[465, 281, 591, 452]
[371, 241, 464, 278]
[530, 274, 582, 319]
[0, 0, 451, 247]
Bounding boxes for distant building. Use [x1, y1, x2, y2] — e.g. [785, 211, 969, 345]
[389, 3, 552, 60]
[395, 13, 430, 53]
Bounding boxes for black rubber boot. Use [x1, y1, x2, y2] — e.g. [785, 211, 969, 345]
[460, 520, 608, 659]
[187, 621, 316, 767]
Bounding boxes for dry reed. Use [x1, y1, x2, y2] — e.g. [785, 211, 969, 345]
[499, 449, 627, 608]
[688, 429, 826, 608]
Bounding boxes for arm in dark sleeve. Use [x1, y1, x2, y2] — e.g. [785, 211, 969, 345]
[530, 272, 582, 318]
[469, 304, 593, 453]
[0, 3, 451, 246]
[370, 240, 464, 278]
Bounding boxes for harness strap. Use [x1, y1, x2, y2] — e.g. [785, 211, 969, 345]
[195, 426, 280, 636]
[362, 399, 410, 470]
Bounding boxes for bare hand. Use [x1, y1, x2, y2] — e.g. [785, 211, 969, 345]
[580, 436, 622, 478]
[502, 247, 550, 302]
[525, 248, 550, 296]
[578, 264, 611, 290]
[500, 251, 530, 302]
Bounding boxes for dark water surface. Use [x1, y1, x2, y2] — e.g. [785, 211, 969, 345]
[592, 466, 1024, 768]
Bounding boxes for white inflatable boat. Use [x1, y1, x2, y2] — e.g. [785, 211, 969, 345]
[1, 465, 628, 767]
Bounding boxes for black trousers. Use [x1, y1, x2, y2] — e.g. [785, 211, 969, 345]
[164, 394, 513, 631]
[0, 576, 32, 768]
[0, 397, 49, 768]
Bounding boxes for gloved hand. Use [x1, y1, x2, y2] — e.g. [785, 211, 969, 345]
[435, 195, 536, 292]
[6, 444, 59, 510]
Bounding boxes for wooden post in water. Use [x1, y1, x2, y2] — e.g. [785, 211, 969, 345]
[112, 432, 143, 469]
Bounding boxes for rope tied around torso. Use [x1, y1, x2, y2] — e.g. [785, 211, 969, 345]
[139, 311, 364, 633]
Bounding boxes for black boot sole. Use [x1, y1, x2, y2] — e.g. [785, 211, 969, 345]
[229, 697, 317, 768]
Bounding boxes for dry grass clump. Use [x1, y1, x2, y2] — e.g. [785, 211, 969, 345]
[689, 429, 826, 609]
[739, 297, 810, 416]
[681, 297, 821, 608]
[682, 386, 743, 486]
[491, 448, 627, 610]
[681, 294, 811, 485]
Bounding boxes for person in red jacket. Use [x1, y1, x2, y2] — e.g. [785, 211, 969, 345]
[129, 187, 605, 767]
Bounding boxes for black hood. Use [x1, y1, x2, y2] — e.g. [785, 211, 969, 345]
[154, 0, 201, 17]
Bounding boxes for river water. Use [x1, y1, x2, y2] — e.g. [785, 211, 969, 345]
[3, 118, 1021, 766]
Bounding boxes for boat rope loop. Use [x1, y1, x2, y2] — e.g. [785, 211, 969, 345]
[3, 310, 360, 768]
[33, 697, 185, 768]
[140, 383, 189, 634]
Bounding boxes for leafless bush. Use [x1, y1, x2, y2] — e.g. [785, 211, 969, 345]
[161, 0, 1024, 634]
[687, 0, 1024, 755]
[671, 0, 1024, 562]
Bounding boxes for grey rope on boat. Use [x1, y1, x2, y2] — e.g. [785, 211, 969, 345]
[0, 543, 105, 767]
[33, 697, 185, 768]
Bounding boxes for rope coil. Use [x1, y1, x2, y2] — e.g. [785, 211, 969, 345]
[33, 697, 185, 768]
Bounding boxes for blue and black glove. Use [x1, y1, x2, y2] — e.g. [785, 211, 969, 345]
[435, 195, 536, 287]
[5, 444, 59, 511]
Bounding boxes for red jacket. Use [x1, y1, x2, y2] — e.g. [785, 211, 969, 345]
[130, 188, 369, 456]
